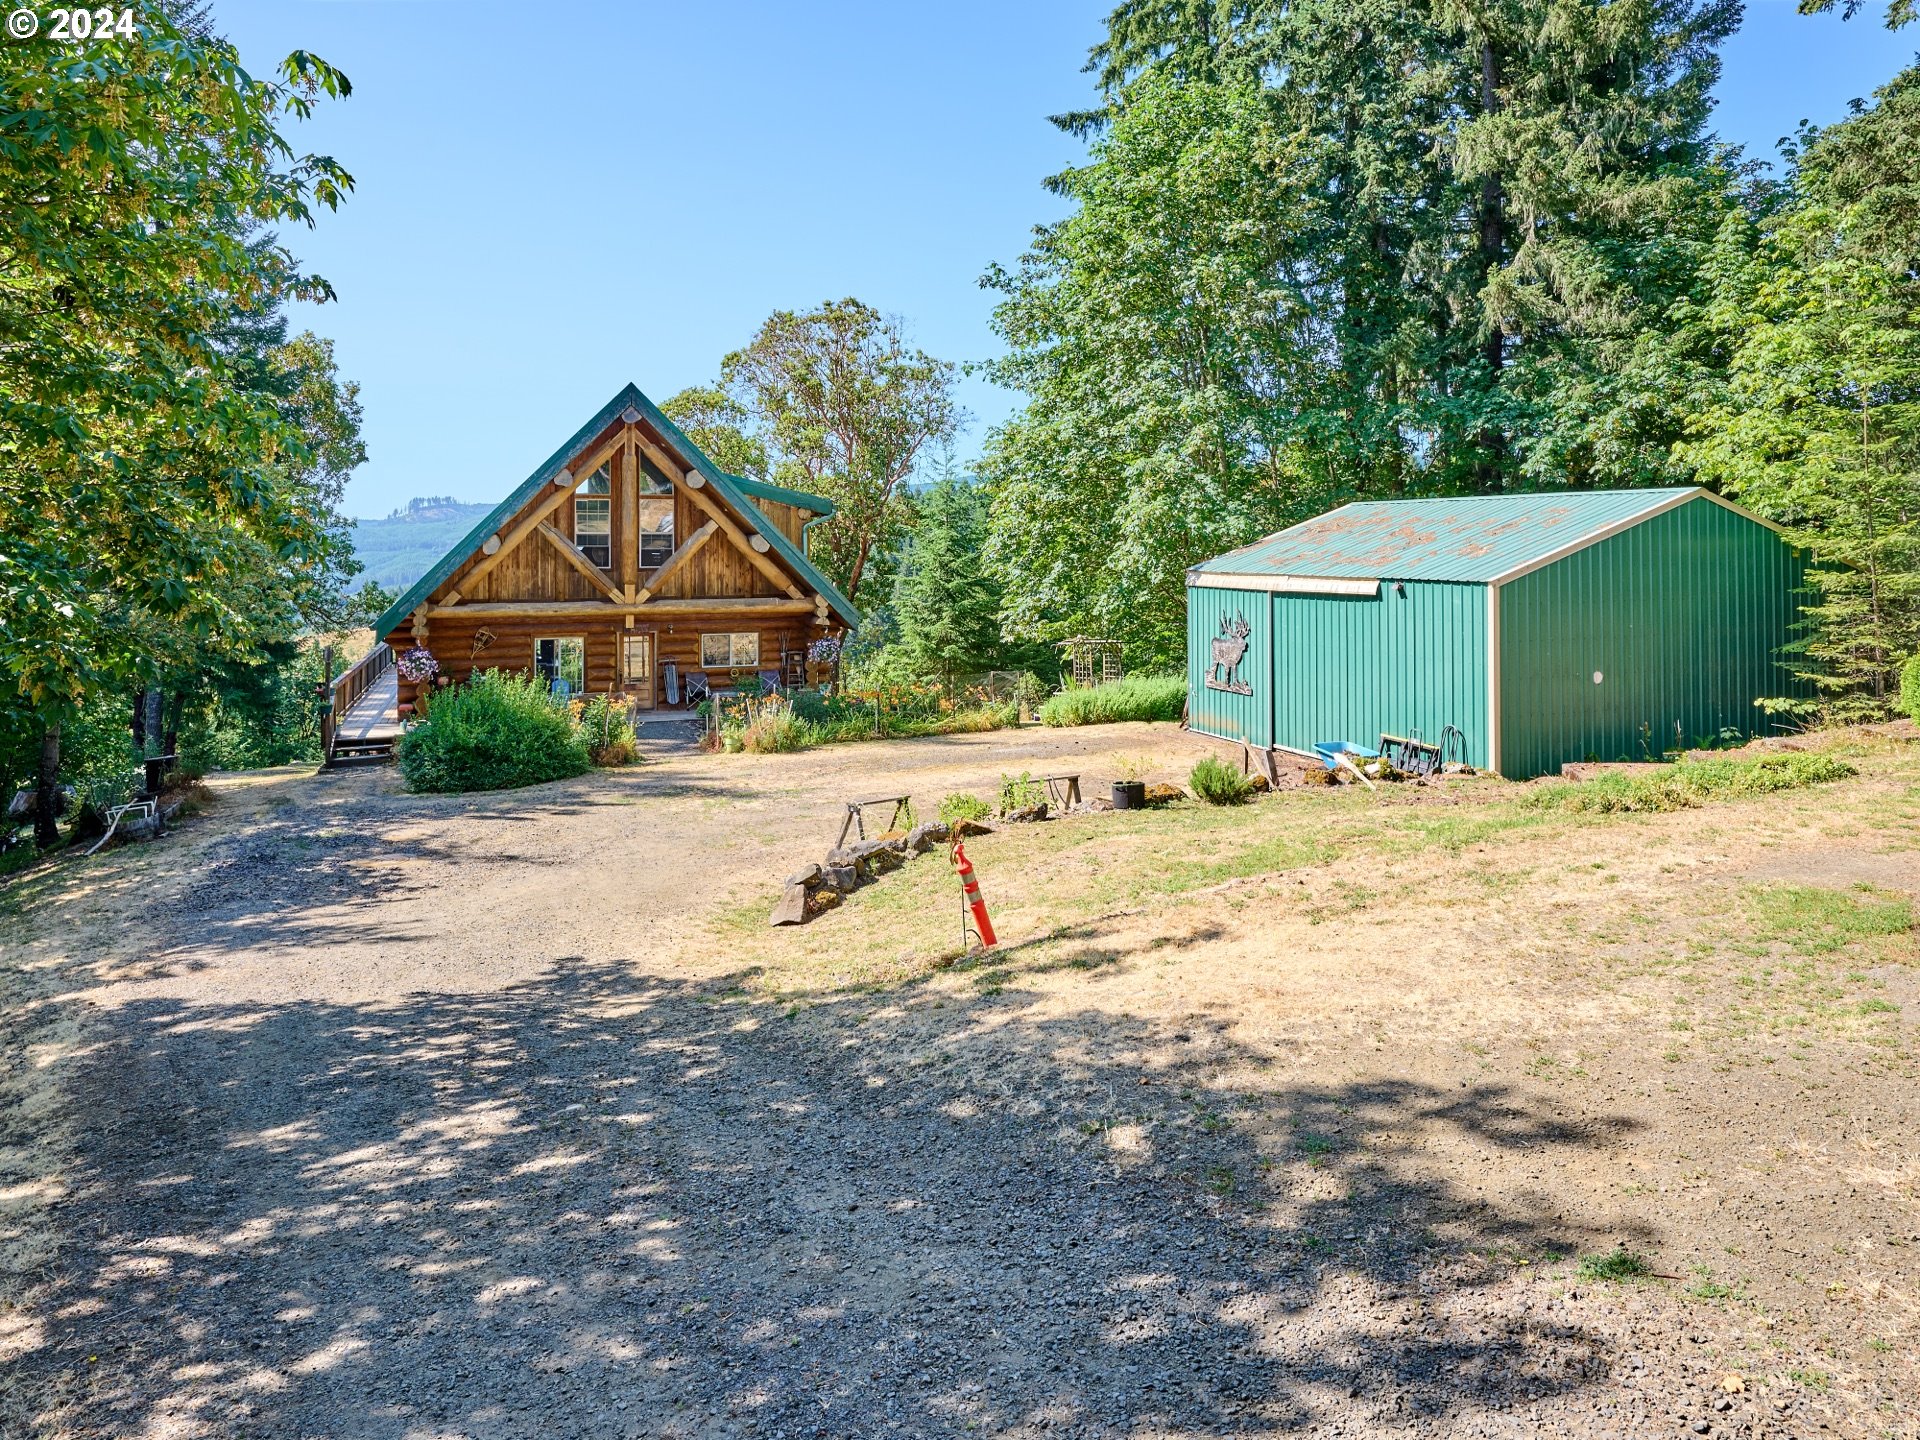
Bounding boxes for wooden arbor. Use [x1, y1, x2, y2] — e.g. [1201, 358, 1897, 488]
[1058, 636, 1122, 689]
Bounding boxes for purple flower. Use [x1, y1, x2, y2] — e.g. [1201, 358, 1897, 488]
[397, 647, 440, 683]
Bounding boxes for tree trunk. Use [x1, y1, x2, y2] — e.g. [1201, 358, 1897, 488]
[164, 689, 186, 757]
[132, 689, 149, 752]
[34, 720, 61, 850]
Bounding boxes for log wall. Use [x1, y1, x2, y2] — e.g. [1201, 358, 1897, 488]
[387, 611, 816, 713]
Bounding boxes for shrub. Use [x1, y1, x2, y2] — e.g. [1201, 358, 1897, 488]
[1526, 751, 1856, 814]
[939, 791, 992, 826]
[740, 700, 808, 754]
[998, 771, 1045, 814]
[1902, 654, 1920, 723]
[576, 693, 638, 767]
[398, 670, 590, 793]
[1190, 755, 1254, 805]
[1039, 674, 1185, 727]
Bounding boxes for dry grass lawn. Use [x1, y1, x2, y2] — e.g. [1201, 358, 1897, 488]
[1, 721, 1915, 1438]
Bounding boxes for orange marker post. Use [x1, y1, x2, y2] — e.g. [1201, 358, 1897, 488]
[951, 840, 997, 949]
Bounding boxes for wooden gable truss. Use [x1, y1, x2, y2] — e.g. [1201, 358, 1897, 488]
[394, 402, 846, 650]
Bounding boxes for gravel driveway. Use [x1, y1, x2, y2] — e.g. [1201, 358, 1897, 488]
[2, 727, 1912, 1438]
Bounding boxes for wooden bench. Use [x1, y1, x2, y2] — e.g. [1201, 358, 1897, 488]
[1044, 773, 1082, 811]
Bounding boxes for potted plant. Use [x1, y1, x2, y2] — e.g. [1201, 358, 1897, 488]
[1111, 755, 1149, 811]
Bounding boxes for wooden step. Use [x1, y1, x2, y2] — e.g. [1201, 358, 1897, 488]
[325, 740, 396, 770]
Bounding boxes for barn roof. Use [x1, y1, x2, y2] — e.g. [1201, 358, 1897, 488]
[372, 383, 858, 637]
[1188, 487, 1776, 586]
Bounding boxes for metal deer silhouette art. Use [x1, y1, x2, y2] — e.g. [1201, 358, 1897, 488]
[1205, 612, 1253, 695]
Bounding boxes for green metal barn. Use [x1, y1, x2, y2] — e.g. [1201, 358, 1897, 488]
[1185, 488, 1808, 779]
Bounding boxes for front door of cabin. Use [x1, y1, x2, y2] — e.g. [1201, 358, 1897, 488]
[624, 632, 656, 709]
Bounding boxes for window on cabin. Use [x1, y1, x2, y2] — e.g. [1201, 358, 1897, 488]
[700, 632, 759, 670]
[535, 637, 586, 695]
[637, 497, 675, 571]
[575, 465, 612, 568]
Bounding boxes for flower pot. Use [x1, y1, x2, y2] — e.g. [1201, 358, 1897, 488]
[1112, 780, 1147, 810]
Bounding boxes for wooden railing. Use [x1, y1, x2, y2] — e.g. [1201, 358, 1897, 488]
[323, 642, 392, 757]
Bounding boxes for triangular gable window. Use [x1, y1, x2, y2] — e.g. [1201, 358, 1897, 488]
[637, 453, 674, 495]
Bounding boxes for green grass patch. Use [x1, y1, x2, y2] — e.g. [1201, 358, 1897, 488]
[1038, 674, 1186, 727]
[1744, 883, 1914, 957]
[1576, 1247, 1652, 1282]
[1526, 752, 1856, 815]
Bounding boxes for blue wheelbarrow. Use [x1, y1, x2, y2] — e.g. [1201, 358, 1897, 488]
[1313, 740, 1380, 771]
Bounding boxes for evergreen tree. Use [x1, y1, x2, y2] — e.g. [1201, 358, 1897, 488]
[982, 77, 1327, 664]
[1682, 67, 1920, 720]
[892, 473, 1003, 691]
[986, 0, 1747, 664]
[1042, 0, 1742, 493]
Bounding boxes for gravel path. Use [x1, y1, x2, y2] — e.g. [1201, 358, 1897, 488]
[2, 729, 1912, 1438]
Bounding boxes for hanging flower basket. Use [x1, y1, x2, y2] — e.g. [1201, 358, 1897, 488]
[396, 647, 440, 684]
[805, 635, 842, 687]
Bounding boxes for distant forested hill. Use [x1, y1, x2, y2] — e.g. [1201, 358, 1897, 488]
[349, 496, 494, 589]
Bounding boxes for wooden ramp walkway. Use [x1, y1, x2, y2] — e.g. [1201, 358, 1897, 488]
[337, 669, 401, 742]
[326, 668, 402, 769]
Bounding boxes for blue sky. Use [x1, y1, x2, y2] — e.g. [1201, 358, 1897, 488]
[215, 1, 1916, 519]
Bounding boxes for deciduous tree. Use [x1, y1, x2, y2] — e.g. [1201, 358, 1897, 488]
[0, 5, 355, 836]
[719, 300, 960, 601]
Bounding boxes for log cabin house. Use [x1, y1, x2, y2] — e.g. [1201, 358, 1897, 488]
[372, 384, 859, 717]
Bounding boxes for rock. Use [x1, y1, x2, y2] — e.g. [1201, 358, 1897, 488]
[769, 881, 809, 927]
[1245, 772, 1272, 793]
[806, 886, 843, 915]
[823, 864, 858, 894]
[786, 861, 823, 888]
[827, 837, 907, 875]
[951, 818, 995, 837]
[1001, 803, 1049, 824]
[1143, 783, 1183, 806]
[904, 821, 950, 853]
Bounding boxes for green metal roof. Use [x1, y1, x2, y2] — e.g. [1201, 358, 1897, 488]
[726, 472, 834, 515]
[1189, 488, 1763, 586]
[373, 384, 857, 638]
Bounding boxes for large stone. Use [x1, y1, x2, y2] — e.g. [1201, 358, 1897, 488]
[823, 863, 858, 894]
[1001, 802, 1049, 824]
[769, 881, 809, 927]
[861, 845, 905, 875]
[786, 861, 823, 888]
[904, 820, 950, 853]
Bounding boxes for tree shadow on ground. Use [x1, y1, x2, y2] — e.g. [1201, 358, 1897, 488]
[12, 954, 1653, 1439]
